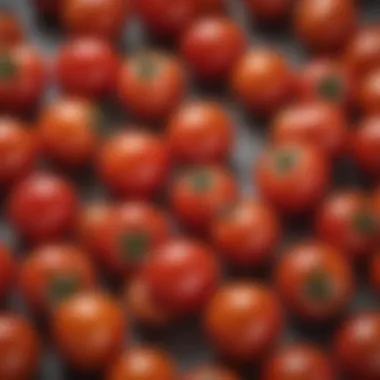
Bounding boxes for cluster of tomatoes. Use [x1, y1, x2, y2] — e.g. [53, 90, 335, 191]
[0, 0, 379, 379]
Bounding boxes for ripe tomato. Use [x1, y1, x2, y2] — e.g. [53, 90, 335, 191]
[52, 291, 127, 370]
[0, 117, 38, 187]
[118, 51, 187, 121]
[0, 315, 40, 380]
[0, 12, 23, 48]
[180, 17, 247, 81]
[275, 242, 354, 321]
[195, 0, 227, 15]
[204, 282, 284, 362]
[211, 199, 281, 269]
[167, 101, 234, 164]
[170, 166, 238, 232]
[245, 0, 293, 23]
[335, 312, 380, 380]
[7, 173, 78, 242]
[371, 253, 380, 294]
[255, 143, 331, 215]
[98, 131, 171, 199]
[33, 0, 63, 16]
[56, 37, 119, 99]
[231, 49, 294, 116]
[0, 243, 15, 301]
[294, 0, 357, 52]
[271, 102, 349, 159]
[183, 365, 240, 380]
[358, 67, 380, 114]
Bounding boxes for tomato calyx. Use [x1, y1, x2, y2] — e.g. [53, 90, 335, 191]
[119, 230, 150, 264]
[352, 211, 377, 236]
[304, 270, 334, 303]
[318, 75, 343, 102]
[48, 275, 79, 306]
[189, 169, 214, 193]
[0, 53, 17, 81]
[274, 150, 298, 174]
[135, 52, 160, 80]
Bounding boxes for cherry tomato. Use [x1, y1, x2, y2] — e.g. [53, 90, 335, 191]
[245, 0, 293, 23]
[0, 315, 40, 380]
[183, 365, 240, 380]
[211, 199, 281, 269]
[33, 0, 63, 16]
[0, 12, 23, 48]
[204, 282, 284, 362]
[335, 312, 380, 380]
[167, 101, 234, 164]
[255, 143, 331, 215]
[118, 51, 187, 121]
[294, 0, 357, 52]
[371, 253, 380, 294]
[358, 67, 380, 114]
[195, 0, 227, 15]
[56, 37, 119, 99]
[52, 291, 127, 370]
[7, 172, 78, 242]
[180, 17, 247, 81]
[231, 49, 294, 116]
[0, 243, 15, 301]
[170, 166, 238, 232]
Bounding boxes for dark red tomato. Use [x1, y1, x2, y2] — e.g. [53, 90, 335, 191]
[371, 253, 380, 294]
[0, 117, 37, 187]
[255, 143, 331, 215]
[0, 243, 15, 301]
[7, 173, 78, 242]
[204, 282, 284, 362]
[56, 38, 119, 99]
[38, 97, 100, 168]
[52, 292, 127, 370]
[167, 101, 234, 164]
[275, 242, 354, 321]
[19, 244, 97, 314]
[0, 44, 45, 113]
[0, 315, 40, 380]
[358, 67, 380, 114]
[211, 199, 281, 269]
[231, 49, 294, 116]
[118, 51, 187, 121]
[315, 191, 379, 258]
[0, 12, 23, 48]
[98, 131, 171, 199]
[294, 0, 357, 52]
[195, 0, 227, 15]
[261, 344, 336, 380]
[170, 166, 238, 232]
[143, 239, 221, 316]
[183, 365, 240, 380]
[245, 0, 293, 23]
[335, 313, 380, 380]
[271, 102, 349, 159]
[180, 17, 247, 81]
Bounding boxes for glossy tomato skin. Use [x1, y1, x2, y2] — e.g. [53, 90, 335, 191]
[56, 38, 119, 99]
[167, 101, 234, 164]
[7, 173, 78, 242]
[358, 67, 380, 114]
[371, 253, 380, 294]
[275, 242, 354, 321]
[0, 12, 23, 48]
[0, 244, 15, 301]
[183, 365, 240, 380]
[180, 17, 247, 81]
[245, 0, 293, 23]
[195, 0, 227, 15]
[204, 282, 284, 362]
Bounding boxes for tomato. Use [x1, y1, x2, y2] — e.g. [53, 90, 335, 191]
[271, 102, 349, 159]
[167, 101, 234, 164]
[371, 253, 380, 294]
[315, 191, 379, 259]
[335, 312, 380, 380]
[294, 0, 357, 52]
[183, 365, 240, 380]
[255, 143, 331, 215]
[38, 97, 100, 169]
[0, 44, 46, 113]
[19, 244, 97, 314]
[204, 282, 284, 362]
[195, 0, 227, 15]
[245, 0, 293, 23]
[56, 37, 119, 99]
[107, 347, 177, 380]
[0, 117, 38, 187]
[261, 344, 336, 380]
[0, 243, 15, 301]
[180, 17, 247, 81]
[211, 199, 281, 269]
[52, 291, 126, 370]
[0, 12, 23, 48]
[358, 67, 380, 115]
[7, 173, 78, 242]
[118, 51, 187, 121]
[231, 49, 294, 116]
[0, 315, 40, 380]
[33, 0, 63, 16]
[143, 239, 221, 316]
[170, 166, 238, 232]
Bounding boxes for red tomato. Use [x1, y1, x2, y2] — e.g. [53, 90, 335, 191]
[7, 173, 78, 242]
[143, 239, 221, 316]
[255, 143, 331, 215]
[204, 282, 284, 362]
[167, 101, 234, 164]
[0, 243, 15, 301]
[118, 51, 187, 121]
[0, 12, 23, 48]
[271, 102, 349, 159]
[195, 0, 227, 15]
[183, 365, 240, 380]
[371, 253, 380, 294]
[231, 49, 294, 116]
[245, 0, 293, 23]
[56, 38, 119, 99]
[170, 166, 238, 232]
[358, 67, 380, 114]
[180, 17, 247, 81]
[335, 312, 380, 380]
[33, 0, 63, 16]
[0, 315, 40, 380]
[211, 199, 281, 269]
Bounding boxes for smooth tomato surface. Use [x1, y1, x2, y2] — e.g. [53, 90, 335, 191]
[358, 67, 380, 114]
[0, 244, 15, 301]
[0, 12, 23, 48]
[183, 365, 240, 380]
[245, 0, 292, 23]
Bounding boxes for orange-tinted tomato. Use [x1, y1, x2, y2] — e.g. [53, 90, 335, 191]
[0, 244, 15, 301]
[245, 0, 293, 23]
[0, 12, 23, 48]
[358, 67, 380, 114]
[371, 253, 380, 294]
[183, 365, 240, 380]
